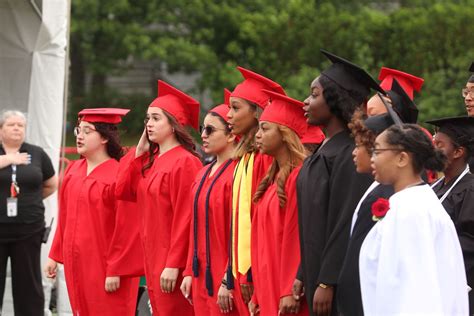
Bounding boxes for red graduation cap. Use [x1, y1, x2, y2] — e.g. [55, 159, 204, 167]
[301, 125, 325, 145]
[231, 67, 286, 109]
[78, 108, 130, 124]
[260, 90, 307, 137]
[378, 67, 424, 100]
[149, 80, 200, 130]
[210, 88, 231, 122]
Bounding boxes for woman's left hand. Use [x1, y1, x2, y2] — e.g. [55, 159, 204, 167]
[105, 276, 120, 292]
[279, 295, 300, 314]
[160, 267, 179, 293]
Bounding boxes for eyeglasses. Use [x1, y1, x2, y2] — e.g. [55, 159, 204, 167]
[74, 126, 97, 136]
[462, 88, 474, 98]
[371, 148, 402, 157]
[200, 125, 227, 136]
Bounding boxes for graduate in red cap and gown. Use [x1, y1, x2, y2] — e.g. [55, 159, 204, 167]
[180, 90, 240, 315]
[115, 81, 202, 315]
[250, 90, 309, 315]
[46, 108, 141, 316]
[220, 67, 284, 314]
[366, 67, 424, 116]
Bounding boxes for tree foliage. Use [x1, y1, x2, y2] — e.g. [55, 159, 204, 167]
[69, 0, 474, 135]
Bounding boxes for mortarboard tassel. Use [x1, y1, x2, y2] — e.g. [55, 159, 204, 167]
[192, 255, 199, 277]
[205, 265, 214, 296]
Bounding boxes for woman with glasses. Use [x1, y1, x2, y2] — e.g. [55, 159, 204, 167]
[0, 110, 57, 316]
[336, 106, 397, 316]
[180, 91, 238, 315]
[116, 81, 202, 315]
[250, 90, 309, 316]
[45, 108, 140, 315]
[359, 124, 468, 315]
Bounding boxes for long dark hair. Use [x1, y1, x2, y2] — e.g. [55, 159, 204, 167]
[319, 75, 366, 126]
[142, 109, 200, 175]
[384, 124, 446, 173]
[91, 122, 124, 161]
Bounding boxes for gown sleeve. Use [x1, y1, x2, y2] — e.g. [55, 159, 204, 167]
[279, 169, 302, 298]
[165, 157, 202, 268]
[318, 146, 372, 284]
[362, 195, 468, 315]
[49, 161, 76, 263]
[115, 148, 144, 202]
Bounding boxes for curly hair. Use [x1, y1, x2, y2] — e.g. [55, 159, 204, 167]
[318, 75, 366, 126]
[142, 109, 201, 175]
[253, 125, 307, 208]
[348, 109, 376, 154]
[384, 124, 446, 174]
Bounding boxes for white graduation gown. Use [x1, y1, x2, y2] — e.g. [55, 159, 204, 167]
[359, 184, 468, 315]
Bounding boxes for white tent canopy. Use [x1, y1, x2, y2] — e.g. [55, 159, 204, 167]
[0, 0, 70, 314]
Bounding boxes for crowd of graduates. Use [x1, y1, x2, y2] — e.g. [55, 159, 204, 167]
[43, 51, 474, 316]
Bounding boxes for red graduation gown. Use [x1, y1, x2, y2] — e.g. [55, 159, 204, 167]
[116, 145, 201, 315]
[251, 167, 308, 315]
[106, 149, 145, 277]
[49, 158, 140, 316]
[183, 160, 239, 316]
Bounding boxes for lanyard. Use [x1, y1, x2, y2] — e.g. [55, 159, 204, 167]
[10, 165, 19, 197]
[431, 165, 470, 203]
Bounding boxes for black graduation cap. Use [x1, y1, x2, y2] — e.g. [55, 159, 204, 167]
[388, 79, 419, 124]
[364, 93, 403, 135]
[470, 62, 474, 72]
[426, 116, 474, 151]
[320, 49, 386, 99]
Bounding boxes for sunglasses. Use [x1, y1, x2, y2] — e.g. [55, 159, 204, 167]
[200, 125, 227, 136]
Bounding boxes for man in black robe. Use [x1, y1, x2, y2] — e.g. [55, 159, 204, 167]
[294, 50, 383, 316]
[427, 116, 474, 313]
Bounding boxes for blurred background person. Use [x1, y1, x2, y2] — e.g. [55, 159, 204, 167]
[0, 110, 57, 316]
[464, 63, 474, 117]
[428, 116, 474, 313]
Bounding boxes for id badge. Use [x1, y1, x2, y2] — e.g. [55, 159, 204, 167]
[7, 197, 18, 217]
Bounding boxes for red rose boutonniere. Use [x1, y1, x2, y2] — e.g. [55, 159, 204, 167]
[371, 198, 390, 222]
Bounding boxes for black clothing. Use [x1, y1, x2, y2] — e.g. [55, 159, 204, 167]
[0, 142, 55, 224]
[296, 130, 372, 315]
[0, 230, 44, 316]
[0, 142, 54, 315]
[432, 173, 474, 313]
[337, 183, 394, 316]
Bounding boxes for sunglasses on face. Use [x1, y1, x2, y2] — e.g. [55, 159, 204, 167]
[200, 125, 227, 136]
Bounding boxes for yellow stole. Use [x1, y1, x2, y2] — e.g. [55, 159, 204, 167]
[232, 152, 255, 276]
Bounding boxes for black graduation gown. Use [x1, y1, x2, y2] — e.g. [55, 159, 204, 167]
[296, 130, 372, 315]
[336, 183, 394, 316]
[432, 173, 474, 312]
